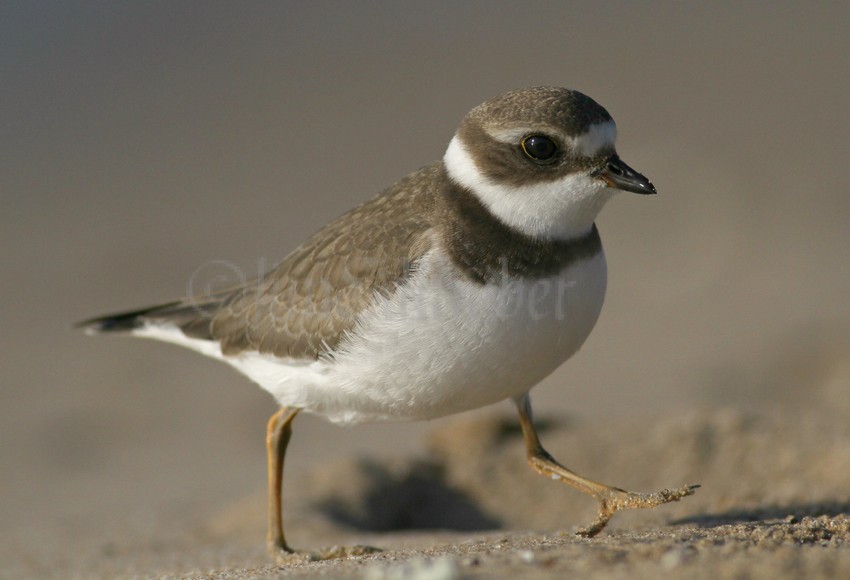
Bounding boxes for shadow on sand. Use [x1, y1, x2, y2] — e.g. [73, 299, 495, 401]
[315, 458, 502, 532]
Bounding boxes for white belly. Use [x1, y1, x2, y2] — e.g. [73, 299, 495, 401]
[233, 248, 607, 424]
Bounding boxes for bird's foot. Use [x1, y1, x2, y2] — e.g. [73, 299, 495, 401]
[577, 483, 701, 538]
[273, 544, 382, 565]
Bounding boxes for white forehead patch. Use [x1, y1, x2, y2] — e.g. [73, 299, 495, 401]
[443, 135, 616, 241]
[571, 121, 617, 156]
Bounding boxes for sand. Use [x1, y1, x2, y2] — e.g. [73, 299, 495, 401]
[4, 404, 849, 579]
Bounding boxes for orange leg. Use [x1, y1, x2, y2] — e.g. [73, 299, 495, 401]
[514, 393, 699, 537]
[266, 406, 300, 555]
[265, 407, 380, 564]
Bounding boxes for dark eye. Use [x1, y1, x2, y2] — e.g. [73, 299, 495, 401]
[521, 135, 558, 162]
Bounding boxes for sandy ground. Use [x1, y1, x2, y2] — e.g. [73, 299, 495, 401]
[4, 403, 850, 578]
[2, 3, 848, 579]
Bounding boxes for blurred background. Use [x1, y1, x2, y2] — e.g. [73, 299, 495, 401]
[1, 1, 848, 574]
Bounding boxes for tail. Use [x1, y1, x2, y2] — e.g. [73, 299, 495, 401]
[76, 299, 221, 340]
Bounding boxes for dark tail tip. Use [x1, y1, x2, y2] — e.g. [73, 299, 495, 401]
[75, 302, 182, 334]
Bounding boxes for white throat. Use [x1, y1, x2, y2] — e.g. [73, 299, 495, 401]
[443, 135, 615, 241]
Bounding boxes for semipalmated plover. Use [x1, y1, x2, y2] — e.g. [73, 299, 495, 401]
[80, 86, 697, 562]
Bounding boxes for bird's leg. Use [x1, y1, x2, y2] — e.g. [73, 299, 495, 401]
[513, 393, 699, 538]
[265, 406, 380, 565]
[266, 406, 300, 556]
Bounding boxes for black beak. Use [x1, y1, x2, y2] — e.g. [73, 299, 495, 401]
[592, 155, 656, 195]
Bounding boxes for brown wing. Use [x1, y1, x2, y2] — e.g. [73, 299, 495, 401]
[208, 163, 441, 359]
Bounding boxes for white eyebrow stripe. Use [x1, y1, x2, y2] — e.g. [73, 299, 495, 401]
[483, 120, 617, 156]
[484, 127, 529, 144]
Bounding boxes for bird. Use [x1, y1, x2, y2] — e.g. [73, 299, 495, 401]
[79, 86, 698, 563]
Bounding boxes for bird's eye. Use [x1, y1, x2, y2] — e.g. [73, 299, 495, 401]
[520, 135, 558, 162]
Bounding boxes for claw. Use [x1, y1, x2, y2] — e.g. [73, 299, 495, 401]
[576, 483, 701, 537]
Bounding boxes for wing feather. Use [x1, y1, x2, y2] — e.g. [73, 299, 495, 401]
[210, 164, 441, 358]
